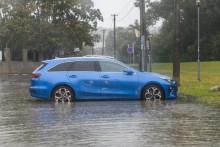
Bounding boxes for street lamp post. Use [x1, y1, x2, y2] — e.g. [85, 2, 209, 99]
[148, 34, 153, 72]
[196, 0, 200, 81]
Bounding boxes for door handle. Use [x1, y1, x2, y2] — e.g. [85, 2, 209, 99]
[69, 75, 77, 78]
[101, 75, 109, 78]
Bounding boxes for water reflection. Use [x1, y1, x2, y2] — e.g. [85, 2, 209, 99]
[0, 75, 219, 146]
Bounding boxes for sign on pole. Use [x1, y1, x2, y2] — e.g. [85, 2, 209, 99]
[0, 51, 2, 61]
[135, 29, 140, 38]
[127, 47, 133, 53]
[141, 35, 145, 50]
[74, 48, 80, 52]
[146, 40, 150, 50]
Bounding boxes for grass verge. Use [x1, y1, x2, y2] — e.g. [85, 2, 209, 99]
[150, 61, 220, 107]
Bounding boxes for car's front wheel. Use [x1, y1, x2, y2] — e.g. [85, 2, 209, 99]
[52, 86, 74, 102]
[142, 84, 164, 100]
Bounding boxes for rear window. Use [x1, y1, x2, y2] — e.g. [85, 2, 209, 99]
[48, 62, 73, 72]
[34, 63, 48, 71]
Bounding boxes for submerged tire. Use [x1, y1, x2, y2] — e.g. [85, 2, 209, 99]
[52, 86, 74, 102]
[142, 84, 164, 100]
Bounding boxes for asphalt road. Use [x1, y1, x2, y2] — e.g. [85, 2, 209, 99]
[0, 74, 219, 147]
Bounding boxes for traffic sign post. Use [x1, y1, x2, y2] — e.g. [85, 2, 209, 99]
[132, 43, 135, 64]
[127, 47, 133, 64]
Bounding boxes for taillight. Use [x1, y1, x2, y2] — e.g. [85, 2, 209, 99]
[32, 73, 41, 78]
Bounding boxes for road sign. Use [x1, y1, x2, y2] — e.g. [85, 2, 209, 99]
[0, 51, 2, 61]
[146, 40, 150, 50]
[127, 47, 133, 53]
[74, 48, 80, 52]
[141, 35, 145, 50]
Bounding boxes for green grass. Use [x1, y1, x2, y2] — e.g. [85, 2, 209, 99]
[150, 61, 220, 107]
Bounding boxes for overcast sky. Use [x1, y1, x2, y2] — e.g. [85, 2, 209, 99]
[92, 0, 140, 28]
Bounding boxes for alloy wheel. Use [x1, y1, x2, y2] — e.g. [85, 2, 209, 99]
[54, 87, 72, 102]
[144, 86, 162, 100]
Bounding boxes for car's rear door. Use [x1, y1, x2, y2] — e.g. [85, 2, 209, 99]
[98, 61, 139, 99]
[66, 61, 100, 99]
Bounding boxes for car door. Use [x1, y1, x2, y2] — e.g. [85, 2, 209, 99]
[66, 61, 100, 99]
[99, 61, 139, 99]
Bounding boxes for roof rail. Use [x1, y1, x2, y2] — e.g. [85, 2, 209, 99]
[83, 55, 115, 59]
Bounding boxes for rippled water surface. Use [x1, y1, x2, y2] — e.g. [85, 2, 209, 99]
[0, 74, 219, 147]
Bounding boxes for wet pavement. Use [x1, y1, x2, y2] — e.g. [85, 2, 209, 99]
[0, 74, 219, 147]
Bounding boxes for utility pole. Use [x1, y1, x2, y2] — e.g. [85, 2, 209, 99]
[102, 30, 105, 56]
[134, 0, 147, 71]
[112, 14, 118, 58]
[141, 0, 147, 72]
[173, 0, 181, 85]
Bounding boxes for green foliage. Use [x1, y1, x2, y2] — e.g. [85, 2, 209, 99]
[105, 25, 141, 64]
[0, 0, 103, 59]
[146, 0, 220, 62]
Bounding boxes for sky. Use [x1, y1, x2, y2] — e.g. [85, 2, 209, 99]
[92, 0, 140, 28]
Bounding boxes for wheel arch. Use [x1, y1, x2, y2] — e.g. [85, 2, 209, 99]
[140, 82, 165, 100]
[50, 84, 76, 100]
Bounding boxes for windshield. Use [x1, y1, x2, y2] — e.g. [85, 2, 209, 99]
[129, 65, 141, 72]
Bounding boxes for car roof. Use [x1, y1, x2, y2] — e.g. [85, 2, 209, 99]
[42, 56, 117, 64]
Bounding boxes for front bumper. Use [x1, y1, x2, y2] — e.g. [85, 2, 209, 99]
[164, 84, 178, 99]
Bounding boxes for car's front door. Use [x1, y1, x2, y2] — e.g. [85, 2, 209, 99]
[67, 61, 100, 99]
[99, 61, 139, 99]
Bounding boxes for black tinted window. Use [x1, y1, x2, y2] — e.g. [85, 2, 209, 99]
[73, 61, 96, 71]
[48, 62, 73, 72]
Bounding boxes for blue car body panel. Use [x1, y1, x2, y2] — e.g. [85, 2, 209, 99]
[29, 57, 178, 100]
[67, 71, 101, 99]
[100, 72, 139, 99]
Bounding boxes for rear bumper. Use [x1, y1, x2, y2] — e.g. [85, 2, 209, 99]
[29, 86, 50, 99]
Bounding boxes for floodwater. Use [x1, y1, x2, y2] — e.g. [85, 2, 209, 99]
[0, 74, 219, 147]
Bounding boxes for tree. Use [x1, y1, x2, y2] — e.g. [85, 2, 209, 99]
[145, 0, 220, 63]
[105, 21, 141, 64]
[0, 0, 103, 60]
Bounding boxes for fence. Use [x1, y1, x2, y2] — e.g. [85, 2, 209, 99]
[0, 48, 41, 74]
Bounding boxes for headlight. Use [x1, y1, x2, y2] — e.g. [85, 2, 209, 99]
[160, 77, 176, 84]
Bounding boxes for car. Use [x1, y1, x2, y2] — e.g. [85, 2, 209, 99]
[29, 56, 178, 102]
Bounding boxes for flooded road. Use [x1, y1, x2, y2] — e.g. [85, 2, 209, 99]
[0, 74, 219, 147]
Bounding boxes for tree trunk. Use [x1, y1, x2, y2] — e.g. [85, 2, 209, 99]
[173, 0, 181, 86]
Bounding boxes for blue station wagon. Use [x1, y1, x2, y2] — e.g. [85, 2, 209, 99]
[29, 56, 177, 102]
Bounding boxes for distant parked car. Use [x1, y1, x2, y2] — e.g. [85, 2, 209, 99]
[29, 56, 177, 102]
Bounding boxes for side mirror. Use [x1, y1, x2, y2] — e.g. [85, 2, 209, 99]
[123, 68, 134, 75]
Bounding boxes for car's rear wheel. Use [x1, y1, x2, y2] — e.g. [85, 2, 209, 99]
[142, 84, 164, 100]
[52, 86, 74, 102]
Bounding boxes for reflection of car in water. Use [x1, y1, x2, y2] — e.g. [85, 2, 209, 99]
[29, 56, 178, 102]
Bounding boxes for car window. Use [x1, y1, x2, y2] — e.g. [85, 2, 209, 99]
[99, 61, 126, 72]
[34, 63, 48, 71]
[48, 62, 73, 72]
[73, 61, 96, 72]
